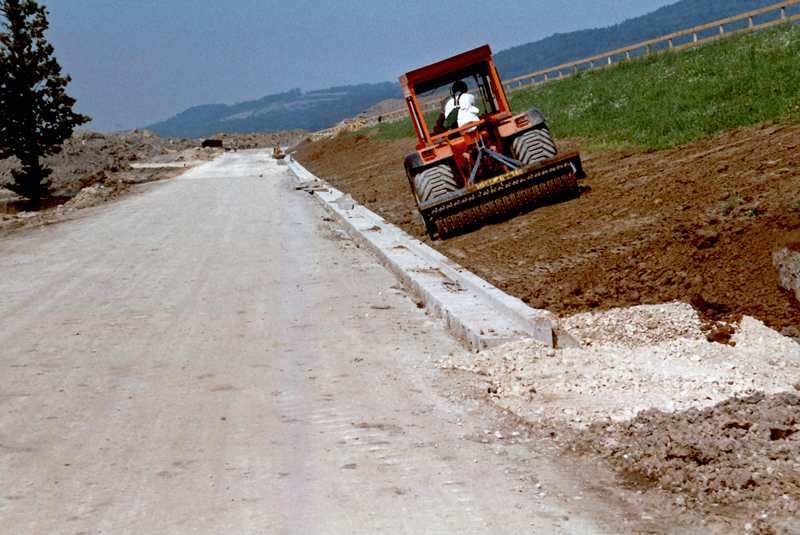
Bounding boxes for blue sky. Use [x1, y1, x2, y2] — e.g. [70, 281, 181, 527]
[42, 1, 677, 132]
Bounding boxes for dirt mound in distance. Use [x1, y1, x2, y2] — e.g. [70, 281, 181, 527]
[0, 128, 310, 233]
[0, 129, 198, 196]
[357, 99, 406, 119]
[206, 130, 308, 150]
[0, 129, 309, 200]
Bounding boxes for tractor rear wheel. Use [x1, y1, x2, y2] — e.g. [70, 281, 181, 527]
[413, 164, 459, 203]
[511, 126, 557, 166]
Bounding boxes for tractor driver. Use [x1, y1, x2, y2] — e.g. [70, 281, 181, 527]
[434, 80, 480, 134]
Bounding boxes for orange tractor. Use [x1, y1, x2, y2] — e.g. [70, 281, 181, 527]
[399, 45, 584, 238]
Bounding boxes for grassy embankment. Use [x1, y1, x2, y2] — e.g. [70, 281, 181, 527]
[358, 23, 800, 151]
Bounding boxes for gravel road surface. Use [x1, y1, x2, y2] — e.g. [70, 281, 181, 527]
[0, 151, 650, 534]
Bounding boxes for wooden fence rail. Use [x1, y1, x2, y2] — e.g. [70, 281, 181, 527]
[311, 0, 800, 140]
[502, 0, 800, 91]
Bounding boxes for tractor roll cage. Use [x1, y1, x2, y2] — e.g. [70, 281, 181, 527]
[399, 45, 510, 149]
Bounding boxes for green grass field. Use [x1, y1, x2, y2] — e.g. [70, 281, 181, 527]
[356, 23, 800, 151]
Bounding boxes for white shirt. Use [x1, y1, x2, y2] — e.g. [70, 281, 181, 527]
[443, 92, 480, 128]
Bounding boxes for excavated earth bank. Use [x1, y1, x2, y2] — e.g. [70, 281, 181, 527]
[293, 125, 800, 534]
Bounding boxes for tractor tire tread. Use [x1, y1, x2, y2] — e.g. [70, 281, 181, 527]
[414, 164, 459, 203]
[511, 127, 557, 167]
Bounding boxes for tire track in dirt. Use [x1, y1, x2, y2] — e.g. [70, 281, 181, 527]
[279, 395, 490, 531]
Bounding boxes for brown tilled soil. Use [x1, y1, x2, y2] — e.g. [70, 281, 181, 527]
[293, 125, 800, 534]
[292, 123, 800, 334]
[573, 391, 800, 529]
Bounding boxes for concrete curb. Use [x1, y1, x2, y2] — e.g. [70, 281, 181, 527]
[286, 156, 573, 351]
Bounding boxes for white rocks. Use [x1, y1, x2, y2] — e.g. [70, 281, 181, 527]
[773, 247, 800, 302]
[439, 301, 800, 428]
[563, 301, 705, 346]
[734, 315, 794, 345]
[335, 193, 355, 210]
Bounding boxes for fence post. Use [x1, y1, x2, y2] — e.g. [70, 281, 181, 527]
[693, 31, 697, 43]
[669, 37, 673, 48]
[647, 43, 651, 56]
[782, 6, 787, 19]
[719, 24, 724, 35]
[626, 49, 631, 60]
[749, 16, 754, 28]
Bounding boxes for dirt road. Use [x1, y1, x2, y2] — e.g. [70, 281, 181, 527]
[0, 151, 659, 534]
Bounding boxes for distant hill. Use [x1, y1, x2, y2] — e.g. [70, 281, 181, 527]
[145, 0, 784, 138]
[145, 83, 403, 139]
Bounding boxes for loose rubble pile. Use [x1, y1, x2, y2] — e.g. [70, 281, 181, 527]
[440, 302, 800, 533]
[0, 131, 197, 232]
[440, 302, 799, 427]
[0, 130, 198, 206]
[579, 392, 800, 512]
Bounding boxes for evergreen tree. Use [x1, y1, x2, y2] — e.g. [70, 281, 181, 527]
[0, 0, 89, 202]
